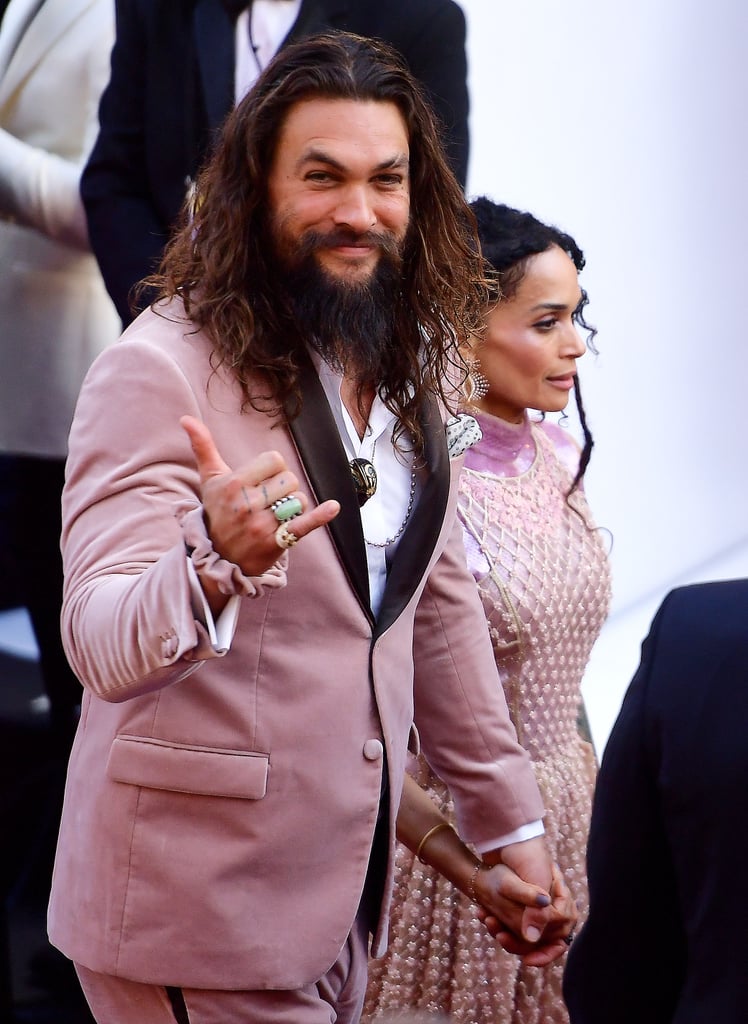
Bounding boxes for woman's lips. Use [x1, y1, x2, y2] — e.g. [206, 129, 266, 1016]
[546, 374, 575, 391]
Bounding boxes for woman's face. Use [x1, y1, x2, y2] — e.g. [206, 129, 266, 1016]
[472, 244, 586, 423]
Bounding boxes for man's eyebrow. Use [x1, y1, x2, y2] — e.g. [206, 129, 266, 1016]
[375, 154, 410, 172]
[295, 149, 410, 173]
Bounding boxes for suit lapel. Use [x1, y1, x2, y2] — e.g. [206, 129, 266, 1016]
[286, 353, 373, 622]
[0, 0, 42, 84]
[193, 0, 235, 131]
[375, 393, 450, 638]
[286, 351, 450, 632]
[0, 0, 94, 104]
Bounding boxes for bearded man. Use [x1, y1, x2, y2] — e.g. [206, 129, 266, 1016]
[48, 32, 571, 1024]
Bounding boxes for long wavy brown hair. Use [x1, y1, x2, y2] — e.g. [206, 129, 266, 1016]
[146, 31, 489, 452]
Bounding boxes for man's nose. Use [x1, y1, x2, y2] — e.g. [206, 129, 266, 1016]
[332, 186, 377, 232]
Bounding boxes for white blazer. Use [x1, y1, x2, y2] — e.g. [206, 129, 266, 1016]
[0, 0, 121, 458]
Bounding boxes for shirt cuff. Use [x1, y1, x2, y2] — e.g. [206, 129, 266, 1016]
[472, 819, 545, 855]
[186, 556, 241, 654]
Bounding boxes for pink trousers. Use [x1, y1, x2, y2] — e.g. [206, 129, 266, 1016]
[74, 910, 370, 1024]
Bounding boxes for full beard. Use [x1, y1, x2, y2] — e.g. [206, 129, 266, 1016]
[271, 228, 405, 384]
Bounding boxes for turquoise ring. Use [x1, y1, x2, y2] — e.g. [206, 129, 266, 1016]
[271, 496, 303, 523]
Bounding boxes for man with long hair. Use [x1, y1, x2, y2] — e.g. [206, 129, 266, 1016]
[81, 0, 471, 325]
[49, 32, 569, 1023]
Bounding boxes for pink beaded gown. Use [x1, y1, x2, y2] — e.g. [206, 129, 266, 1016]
[363, 410, 612, 1024]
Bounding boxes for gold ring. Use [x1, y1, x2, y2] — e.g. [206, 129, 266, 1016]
[274, 523, 299, 550]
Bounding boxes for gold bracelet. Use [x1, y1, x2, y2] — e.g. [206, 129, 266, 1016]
[467, 860, 485, 903]
[415, 821, 454, 864]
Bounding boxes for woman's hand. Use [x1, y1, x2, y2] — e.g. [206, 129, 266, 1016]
[477, 862, 578, 966]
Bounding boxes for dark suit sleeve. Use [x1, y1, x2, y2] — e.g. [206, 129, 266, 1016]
[81, 0, 178, 324]
[398, 1, 469, 188]
[562, 593, 686, 1024]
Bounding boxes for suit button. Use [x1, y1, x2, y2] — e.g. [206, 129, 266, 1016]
[363, 739, 384, 761]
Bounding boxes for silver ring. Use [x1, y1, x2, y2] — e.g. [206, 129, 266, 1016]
[271, 495, 303, 523]
[563, 929, 576, 946]
[274, 523, 299, 550]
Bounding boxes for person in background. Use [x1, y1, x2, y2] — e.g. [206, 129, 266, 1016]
[364, 198, 612, 1023]
[0, 1, 119, 1015]
[81, 0, 470, 325]
[563, 577, 748, 1023]
[0, 0, 120, 742]
[48, 35, 573, 1024]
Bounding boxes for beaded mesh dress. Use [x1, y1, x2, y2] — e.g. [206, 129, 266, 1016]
[363, 410, 612, 1024]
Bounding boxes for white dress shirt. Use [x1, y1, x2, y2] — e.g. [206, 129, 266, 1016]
[313, 353, 420, 616]
[234, 0, 302, 103]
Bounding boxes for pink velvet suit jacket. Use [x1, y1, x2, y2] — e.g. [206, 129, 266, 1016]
[47, 300, 544, 990]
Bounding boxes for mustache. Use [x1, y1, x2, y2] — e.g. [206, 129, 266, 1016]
[297, 228, 402, 259]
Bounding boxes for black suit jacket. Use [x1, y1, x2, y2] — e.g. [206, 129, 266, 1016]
[563, 578, 748, 1024]
[82, 0, 470, 323]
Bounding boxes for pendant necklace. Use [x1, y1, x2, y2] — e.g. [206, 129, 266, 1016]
[350, 437, 417, 548]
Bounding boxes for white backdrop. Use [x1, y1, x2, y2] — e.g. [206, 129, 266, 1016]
[461, 0, 748, 752]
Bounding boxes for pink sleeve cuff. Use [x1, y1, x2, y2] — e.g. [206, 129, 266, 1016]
[179, 505, 288, 598]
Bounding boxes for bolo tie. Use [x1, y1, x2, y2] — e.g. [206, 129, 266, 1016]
[349, 457, 377, 507]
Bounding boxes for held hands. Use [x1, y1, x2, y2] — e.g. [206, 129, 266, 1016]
[470, 861, 552, 943]
[180, 414, 340, 578]
[476, 861, 577, 966]
[479, 836, 577, 965]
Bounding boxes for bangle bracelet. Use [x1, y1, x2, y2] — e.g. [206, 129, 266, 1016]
[467, 861, 484, 903]
[415, 822, 454, 864]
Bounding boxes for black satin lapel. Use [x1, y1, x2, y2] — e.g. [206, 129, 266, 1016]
[286, 356, 372, 619]
[375, 395, 450, 637]
[286, 0, 351, 41]
[194, 0, 235, 131]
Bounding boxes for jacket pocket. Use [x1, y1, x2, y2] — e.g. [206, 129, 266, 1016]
[107, 734, 269, 800]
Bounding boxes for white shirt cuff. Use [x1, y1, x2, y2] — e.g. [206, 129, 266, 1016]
[473, 818, 545, 855]
[186, 556, 241, 653]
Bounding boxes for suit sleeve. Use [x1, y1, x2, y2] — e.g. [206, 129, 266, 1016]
[80, 0, 168, 323]
[410, 511, 545, 844]
[0, 128, 90, 248]
[0, 4, 114, 249]
[61, 337, 235, 701]
[562, 593, 686, 1024]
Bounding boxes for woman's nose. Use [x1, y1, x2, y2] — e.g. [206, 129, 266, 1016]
[565, 326, 587, 357]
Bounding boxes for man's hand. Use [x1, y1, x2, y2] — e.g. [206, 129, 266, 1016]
[471, 861, 551, 942]
[180, 415, 340, 592]
[479, 837, 577, 964]
[478, 861, 577, 965]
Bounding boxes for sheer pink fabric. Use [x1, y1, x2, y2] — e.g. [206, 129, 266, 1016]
[364, 412, 612, 1023]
